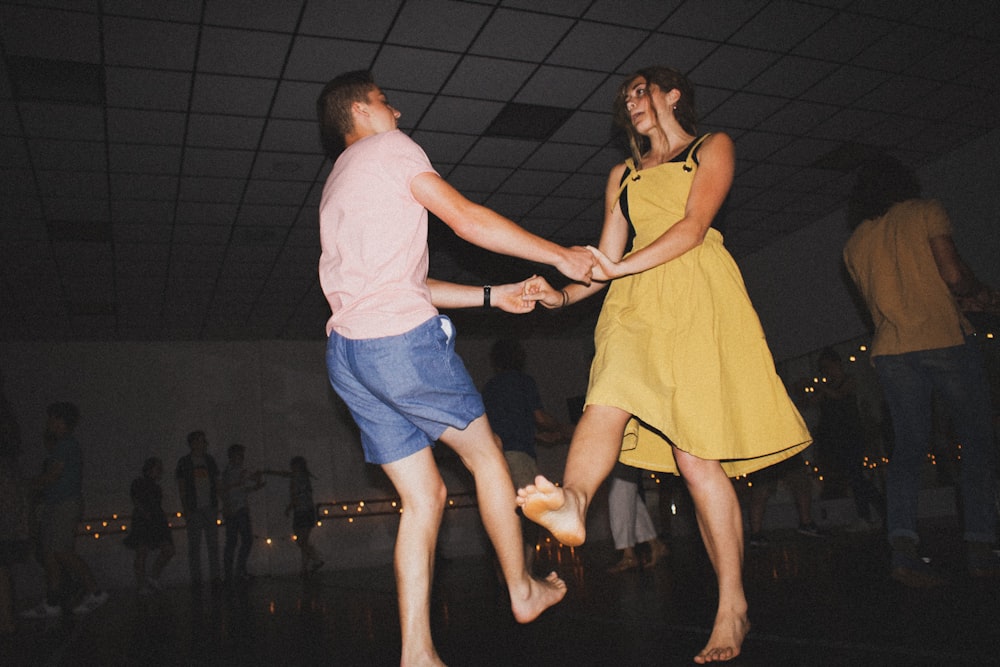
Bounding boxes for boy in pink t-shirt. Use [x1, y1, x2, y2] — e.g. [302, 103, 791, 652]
[317, 70, 593, 666]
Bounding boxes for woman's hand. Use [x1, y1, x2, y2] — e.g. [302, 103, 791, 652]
[521, 276, 565, 309]
[587, 245, 624, 281]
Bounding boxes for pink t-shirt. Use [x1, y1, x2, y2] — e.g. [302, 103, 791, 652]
[318, 130, 440, 339]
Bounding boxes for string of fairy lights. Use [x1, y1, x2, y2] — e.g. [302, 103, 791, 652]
[76, 329, 996, 544]
[76, 493, 480, 543]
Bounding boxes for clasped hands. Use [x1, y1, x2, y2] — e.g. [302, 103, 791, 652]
[492, 246, 618, 313]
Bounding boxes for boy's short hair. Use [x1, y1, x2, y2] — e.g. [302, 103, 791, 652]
[187, 430, 206, 446]
[47, 402, 80, 430]
[316, 69, 377, 159]
[227, 443, 246, 458]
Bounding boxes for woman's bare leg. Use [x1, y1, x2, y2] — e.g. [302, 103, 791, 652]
[439, 416, 566, 623]
[517, 405, 631, 546]
[381, 448, 448, 667]
[674, 449, 749, 664]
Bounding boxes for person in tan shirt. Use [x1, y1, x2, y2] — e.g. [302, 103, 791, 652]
[843, 156, 998, 587]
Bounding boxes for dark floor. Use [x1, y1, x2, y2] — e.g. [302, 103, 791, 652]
[5, 517, 1000, 666]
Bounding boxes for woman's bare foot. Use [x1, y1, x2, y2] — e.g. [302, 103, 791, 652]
[510, 571, 567, 623]
[516, 475, 587, 546]
[694, 610, 750, 663]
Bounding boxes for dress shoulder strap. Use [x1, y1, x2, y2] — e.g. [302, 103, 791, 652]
[614, 158, 636, 205]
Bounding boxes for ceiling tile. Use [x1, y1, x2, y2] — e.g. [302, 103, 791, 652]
[203, 0, 304, 32]
[103, 16, 199, 69]
[389, 0, 491, 51]
[29, 138, 106, 170]
[446, 165, 514, 192]
[791, 11, 894, 62]
[106, 108, 185, 144]
[196, 26, 292, 78]
[851, 24, 944, 73]
[702, 92, 787, 129]
[0, 5, 100, 61]
[584, 0, 680, 28]
[104, 67, 192, 110]
[191, 74, 277, 115]
[470, 9, 575, 60]
[419, 96, 505, 135]
[659, 0, 766, 42]
[299, 0, 402, 40]
[110, 173, 177, 201]
[19, 102, 104, 140]
[409, 131, 477, 164]
[799, 65, 890, 105]
[182, 148, 255, 179]
[42, 197, 108, 220]
[252, 152, 325, 181]
[110, 200, 175, 225]
[442, 57, 536, 101]
[690, 45, 780, 91]
[547, 21, 647, 71]
[108, 144, 182, 174]
[178, 176, 245, 203]
[743, 55, 838, 97]
[284, 36, 380, 82]
[186, 114, 266, 150]
[728, 0, 834, 51]
[756, 100, 839, 135]
[372, 46, 461, 92]
[243, 180, 311, 206]
[102, 0, 201, 22]
[236, 204, 299, 230]
[260, 119, 319, 153]
[464, 137, 539, 167]
[617, 33, 717, 77]
[521, 142, 598, 172]
[271, 80, 324, 119]
[515, 66, 607, 107]
[499, 169, 569, 196]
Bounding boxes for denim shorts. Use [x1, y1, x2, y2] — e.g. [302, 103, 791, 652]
[326, 315, 485, 465]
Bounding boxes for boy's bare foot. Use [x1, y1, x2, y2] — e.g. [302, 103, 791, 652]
[510, 571, 567, 624]
[516, 475, 586, 546]
[694, 610, 750, 663]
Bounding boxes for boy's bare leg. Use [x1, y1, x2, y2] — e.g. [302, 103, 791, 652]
[440, 416, 566, 622]
[382, 449, 448, 667]
[674, 449, 750, 664]
[517, 405, 630, 546]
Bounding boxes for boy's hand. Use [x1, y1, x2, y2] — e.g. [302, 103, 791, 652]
[556, 246, 595, 285]
[521, 276, 564, 309]
[492, 278, 539, 314]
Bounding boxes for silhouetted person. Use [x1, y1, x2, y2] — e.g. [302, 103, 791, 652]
[21, 402, 108, 617]
[175, 430, 221, 587]
[843, 156, 998, 586]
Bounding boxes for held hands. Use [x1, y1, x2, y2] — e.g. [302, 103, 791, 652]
[492, 277, 542, 314]
[586, 245, 622, 282]
[557, 245, 596, 285]
[521, 276, 565, 309]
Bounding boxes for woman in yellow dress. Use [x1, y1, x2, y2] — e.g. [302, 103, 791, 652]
[519, 66, 811, 664]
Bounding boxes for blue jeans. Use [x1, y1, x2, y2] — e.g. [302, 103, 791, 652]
[185, 506, 220, 583]
[224, 507, 252, 579]
[874, 336, 996, 545]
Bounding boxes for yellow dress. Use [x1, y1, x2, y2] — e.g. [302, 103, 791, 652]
[587, 135, 811, 477]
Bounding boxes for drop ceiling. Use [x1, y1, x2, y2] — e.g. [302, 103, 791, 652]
[1, 0, 997, 341]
